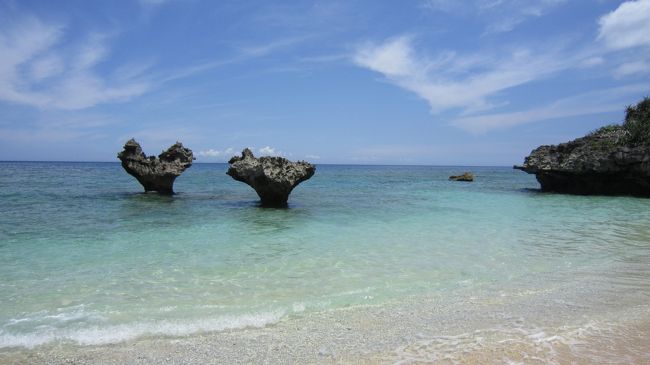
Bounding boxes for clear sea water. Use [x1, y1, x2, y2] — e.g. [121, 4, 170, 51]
[1, 162, 650, 350]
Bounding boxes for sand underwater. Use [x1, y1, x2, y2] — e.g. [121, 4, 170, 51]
[1, 162, 649, 364]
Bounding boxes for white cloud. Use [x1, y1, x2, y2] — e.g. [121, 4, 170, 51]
[355, 3, 650, 134]
[451, 84, 649, 133]
[354, 36, 419, 78]
[354, 36, 568, 114]
[258, 146, 277, 155]
[0, 17, 150, 110]
[598, 0, 650, 50]
[197, 147, 235, 158]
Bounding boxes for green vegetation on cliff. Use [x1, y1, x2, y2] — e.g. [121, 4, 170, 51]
[587, 96, 650, 147]
[624, 96, 650, 146]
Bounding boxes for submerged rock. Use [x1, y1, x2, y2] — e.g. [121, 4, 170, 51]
[449, 172, 474, 182]
[227, 148, 315, 207]
[117, 139, 194, 194]
[514, 125, 650, 196]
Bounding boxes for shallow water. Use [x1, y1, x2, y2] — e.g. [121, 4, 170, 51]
[1, 162, 649, 354]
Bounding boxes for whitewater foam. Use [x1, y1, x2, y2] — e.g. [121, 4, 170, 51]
[0, 310, 285, 349]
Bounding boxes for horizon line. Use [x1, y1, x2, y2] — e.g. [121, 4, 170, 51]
[0, 160, 515, 168]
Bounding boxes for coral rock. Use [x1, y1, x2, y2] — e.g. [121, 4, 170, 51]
[514, 126, 650, 196]
[117, 139, 194, 194]
[227, 148, 315, 207]
[449, 172, 474, 182]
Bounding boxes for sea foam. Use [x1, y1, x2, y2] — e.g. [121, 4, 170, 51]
[0, 310, 285, 349]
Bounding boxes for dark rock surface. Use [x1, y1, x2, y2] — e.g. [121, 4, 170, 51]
[117, 139, 194, 194]
[449, 172, 474, 182]
[227, 148, 315, 207]
[514, 126, 650, 196]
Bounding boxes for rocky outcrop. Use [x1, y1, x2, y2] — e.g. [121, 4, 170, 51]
[514, 126, 650, 196]
[449, 172, 474, 182]
[117, 139, 194, 194]
[227, 149, 315, 207]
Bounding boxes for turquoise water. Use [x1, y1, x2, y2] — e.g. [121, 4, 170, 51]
[1, 162, 650, 348]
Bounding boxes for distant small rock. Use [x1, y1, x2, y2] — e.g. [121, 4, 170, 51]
[227, 148, 315, 207]
[449, 172, 474, 182]
[117, 139, 194, 194]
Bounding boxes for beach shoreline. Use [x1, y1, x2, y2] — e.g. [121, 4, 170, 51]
[3, 276, 649, 365]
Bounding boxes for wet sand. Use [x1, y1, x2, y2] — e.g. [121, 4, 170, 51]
[2, 280, 649, 365]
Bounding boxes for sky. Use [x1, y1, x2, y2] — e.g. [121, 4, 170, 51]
[0, 0, 649, 165]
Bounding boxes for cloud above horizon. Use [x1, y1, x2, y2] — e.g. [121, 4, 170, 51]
[1, 1, 649, 164]
[352, 0, 650, 133]
[451, 84, 649, 133]
[258, 146, 287, 157]
[197, 147, 235, 158]
[0, 17, 151, 110]
[353, 36, 570, 116]
[598, 0, 650, 50]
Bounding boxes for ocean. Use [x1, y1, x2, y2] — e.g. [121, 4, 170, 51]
[1, 162, 649, 362]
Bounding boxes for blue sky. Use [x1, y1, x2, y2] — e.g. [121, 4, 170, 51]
[0, 0, 649, 165]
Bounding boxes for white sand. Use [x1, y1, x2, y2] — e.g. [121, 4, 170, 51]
[2, 281, 649, 364]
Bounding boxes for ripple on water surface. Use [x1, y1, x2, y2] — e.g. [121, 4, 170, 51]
[1, 162, 650, 353]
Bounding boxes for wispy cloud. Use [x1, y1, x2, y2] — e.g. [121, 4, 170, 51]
[451, 84, 648, 133]
[0, 113, 116, 143]
[615, 61, 650, 78]
[0, 6, 322, 111]
[29, 54, 64, 81]
[598, 0, 650, 50]
[238, 35, 313, 58]
[139, 0, 169, 5]
[423, 0, 568, 34]
[581, 56, 605, 68]
[353, 36, 571, 114]
[483, 0, 567, 34]
[298, 53, 349, 64]
[160, 35, 314, 83]
[353, 30, 650, 134]
[0, 17, 151, 110]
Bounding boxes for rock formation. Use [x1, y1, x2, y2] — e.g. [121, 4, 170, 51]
[227, 148, 315, 207]
[449, 172, 474, 182]
[117, 139, 194, 194]
[514, 125, 650, 196]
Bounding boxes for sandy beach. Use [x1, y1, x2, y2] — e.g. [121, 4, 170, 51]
[3, 275, 649, 365]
